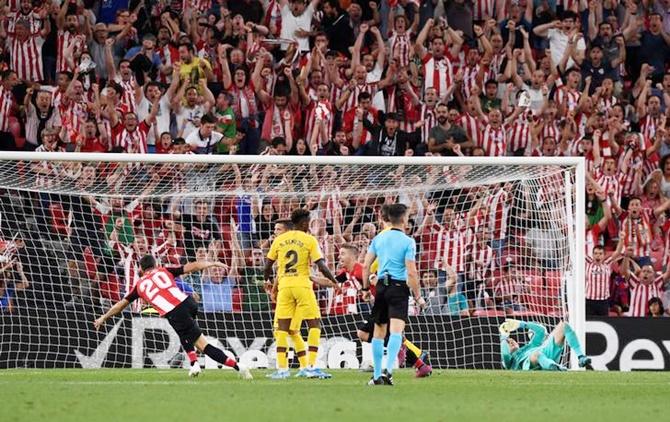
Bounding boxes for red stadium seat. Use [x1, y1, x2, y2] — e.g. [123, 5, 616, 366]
[49, 203, 69, 236]
[232, 287, 244, 313]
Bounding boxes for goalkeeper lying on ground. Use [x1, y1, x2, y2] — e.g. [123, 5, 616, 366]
[499, 320, 592, 371]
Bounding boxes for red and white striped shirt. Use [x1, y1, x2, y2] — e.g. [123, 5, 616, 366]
[59, 97, 88, 143]
[640, 115, 660, 141]
[626, 273, 664, 317]
[434, 226, 470, 273]
[56, 30, 84, 73]
[304, 100, 334, 149]
[460, 64, 482, 99]
[467, 241, 494, 281]
[9, 35, 44, 82]
[486, 189, 510, 241]
[620, 212, 653, 258]
[388, 30, 412, 68]
[343, 82, 378, 111]
[6, 11, 42, 35]
[112, 121, 150, 154]
[117, 77, 138, 114]
[0, 85, 14, 132]
[264, 0, 283, 37]
[593, 166, 624, 207]
[585, 256, 612, 300]
[419, 104, 437, 144]
[125, 267, 188, 316]
[508, 110, 532, 153]
[422, 53, 453, 100]
[556, 87, 581, 114]
[541, 119, 560, 140]
[457, 113, 478, 144]
[479, 123, 507, 156]
[472, 0, 496, 20]
[328, 263, 363, 315]
[495, 276, 521, 299]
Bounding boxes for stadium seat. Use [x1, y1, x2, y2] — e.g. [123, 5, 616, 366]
[232, 287, 244, 313]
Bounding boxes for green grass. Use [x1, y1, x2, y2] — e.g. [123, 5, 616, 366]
[1, 369, 668, 422]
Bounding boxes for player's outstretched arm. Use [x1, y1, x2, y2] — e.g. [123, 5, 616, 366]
[94, 299, 131, 330]
[361, 251, 376, 300]
[314, 259, 341, 293]
[182, 260, 227, 274]
[523, 321, 548, 348]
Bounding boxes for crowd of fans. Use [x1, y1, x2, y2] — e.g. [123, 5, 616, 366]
[0, 0, 669, 318]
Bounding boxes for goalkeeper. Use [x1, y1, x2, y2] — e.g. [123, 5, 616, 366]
[499, 319, 592, 371]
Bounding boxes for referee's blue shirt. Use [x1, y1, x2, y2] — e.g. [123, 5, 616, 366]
[368, 229, 416, 281]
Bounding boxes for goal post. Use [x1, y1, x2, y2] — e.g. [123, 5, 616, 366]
[0, 152, 585, 370]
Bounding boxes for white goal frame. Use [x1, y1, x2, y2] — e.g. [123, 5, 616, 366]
[0, 152, 586, 369]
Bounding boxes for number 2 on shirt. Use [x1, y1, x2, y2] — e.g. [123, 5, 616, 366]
[284, 250, 298, 274]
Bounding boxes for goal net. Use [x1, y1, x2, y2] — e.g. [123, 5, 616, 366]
[0, 153, 584, 370]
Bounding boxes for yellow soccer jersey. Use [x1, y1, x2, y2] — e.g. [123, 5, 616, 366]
[369, 227, 391, 274]
[267, 230, 323, 288]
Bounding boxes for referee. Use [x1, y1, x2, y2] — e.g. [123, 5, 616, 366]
[362, 204, 426, 386]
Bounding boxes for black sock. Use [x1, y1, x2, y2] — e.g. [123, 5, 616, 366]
[204, 344, 238, 370]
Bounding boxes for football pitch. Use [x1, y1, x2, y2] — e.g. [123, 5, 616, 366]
[1, 369, 667, 422]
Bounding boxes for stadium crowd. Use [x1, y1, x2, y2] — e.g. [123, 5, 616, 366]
[0, 0, 669, 318]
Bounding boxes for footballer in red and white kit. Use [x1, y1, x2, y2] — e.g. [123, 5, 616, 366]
[94, 255, 252, 379]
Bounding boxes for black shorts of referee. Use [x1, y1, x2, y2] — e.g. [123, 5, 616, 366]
[370, 275, 410, 325]
[165, 296, 203, 348]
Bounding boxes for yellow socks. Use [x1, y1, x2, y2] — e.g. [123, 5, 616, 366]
[276, 330, 289, 370]
[307, 328, 321, 367]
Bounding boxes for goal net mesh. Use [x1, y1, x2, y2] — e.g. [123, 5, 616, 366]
[0, 156, 579, 370]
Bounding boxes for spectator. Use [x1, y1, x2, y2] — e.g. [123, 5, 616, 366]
[201, 264, 236, 313]
[442, 266, 469, 316]
[647, 297, 667, 317]
[181, 199, 222, 259]
[0, 261, 29, 313]
[621, 253, 670, 317]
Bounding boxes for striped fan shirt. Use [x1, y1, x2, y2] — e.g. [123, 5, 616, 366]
[343, 82, 378, 112]
[472, 0, 496, 20]
[619, 211, 653, 259]
[556, 86, 581, 114]
[626, 273, 664, 317]
[434, 226, 470, 273]
[10, 35, 44, 82]
[56, 30, 83, 73]
[388, 30, 413, 68]
[457, 113, 478, 145]
[467, 241, 494, 282]
[508, 110, 532, 153]
[422, 53, 453, 100]
[486, 189, 510, 241]
[479, 123, 507, 157]
[0, 85, 15, 132]
[585, 256, 612, 300]
[112, 121, 150, 154]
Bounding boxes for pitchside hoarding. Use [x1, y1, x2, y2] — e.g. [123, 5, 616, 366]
[2, 311, 668, 370]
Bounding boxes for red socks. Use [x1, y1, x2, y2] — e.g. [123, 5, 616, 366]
[187, 351, 198, 366]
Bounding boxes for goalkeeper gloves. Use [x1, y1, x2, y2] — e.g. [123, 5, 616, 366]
[498, 319, 522, 338]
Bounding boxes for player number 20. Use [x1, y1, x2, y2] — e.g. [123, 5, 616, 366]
[138, 272, 173, 300]
[284, 250, 298, 274]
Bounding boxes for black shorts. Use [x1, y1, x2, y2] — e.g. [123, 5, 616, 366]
[165, 296, 202, 346]
[370, 282, 410, 325]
